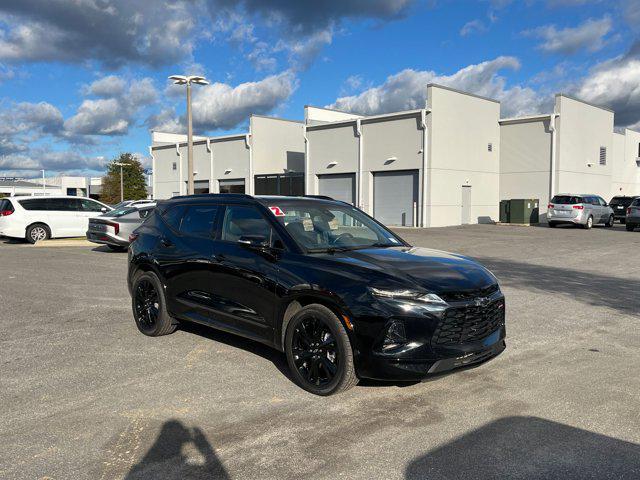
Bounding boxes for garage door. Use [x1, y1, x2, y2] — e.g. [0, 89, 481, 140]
[318, 174, 356, 205]
[219, 178, 245, 194]
[373, 170, 419, 226]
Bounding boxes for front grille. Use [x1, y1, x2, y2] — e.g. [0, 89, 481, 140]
[439, 283, 499, 303]
[433, 298, 505, 346]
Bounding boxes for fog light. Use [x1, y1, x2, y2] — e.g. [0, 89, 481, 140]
[383, 320, 406, 350]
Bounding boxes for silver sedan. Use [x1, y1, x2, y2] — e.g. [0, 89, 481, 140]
[86, 204, 155, 251]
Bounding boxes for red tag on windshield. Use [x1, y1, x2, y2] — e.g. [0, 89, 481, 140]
[269, 206, 285, 217]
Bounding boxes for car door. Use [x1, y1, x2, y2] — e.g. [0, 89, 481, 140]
[77, 198, 107, 235]
[584, 196, 598, 223]
[45, 198, 79, 237]
[206, 204, 281, 343]
[597, 197, 610, 223]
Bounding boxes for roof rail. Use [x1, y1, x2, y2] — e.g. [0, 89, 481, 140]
[303, 195, 334, 201]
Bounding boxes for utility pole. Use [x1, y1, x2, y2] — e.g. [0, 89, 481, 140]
[114, 162, 127, 202]
[41, 169, 45, 195]
[168, 75, 209, 195]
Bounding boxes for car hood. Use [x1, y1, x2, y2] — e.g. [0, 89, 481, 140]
[329, 246, 497, 293]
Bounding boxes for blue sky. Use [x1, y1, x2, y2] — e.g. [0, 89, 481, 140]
[0, 0, 639, 178]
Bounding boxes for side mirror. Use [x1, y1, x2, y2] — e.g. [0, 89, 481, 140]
[238, 235, 269, 249]
[101, 207, 108, 213]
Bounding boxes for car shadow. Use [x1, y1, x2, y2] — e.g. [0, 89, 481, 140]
[473, 256, 640, 315]
[177, 322, 294, 383]
[405, 416, 640, 479]
[91, 245, 126, 253]
[124, 419, 229, 480]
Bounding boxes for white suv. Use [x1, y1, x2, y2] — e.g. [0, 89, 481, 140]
[0, 196, 112, 243]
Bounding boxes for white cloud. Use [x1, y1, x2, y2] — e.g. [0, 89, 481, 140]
[330, 56, 547, 118]
[525, 16, 612, 55]
[84, 75, 126, 98]
[460, 19, 488, 37]
[574, 41, 640, 127]
[191, 71, 298, 130]
[146, 108, 186, 134]
[0, 148, 108, 174]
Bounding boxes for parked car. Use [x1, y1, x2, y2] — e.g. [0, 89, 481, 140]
[86, 204, 156, 251]
[0, 196, 112, 243]
[547, 194, 614, 229]
[625, 197, 640, 231]
[609, 196, 636, 223]
[111, 199, 155, 210]
[127, 194, 506, 395]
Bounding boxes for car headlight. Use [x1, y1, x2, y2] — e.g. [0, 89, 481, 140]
[369, 287, 447, 305]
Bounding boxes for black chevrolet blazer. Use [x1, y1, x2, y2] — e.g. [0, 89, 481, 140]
[128, 194, 506, 395]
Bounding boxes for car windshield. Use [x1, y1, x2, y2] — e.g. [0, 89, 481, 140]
[104, 207, 137, 218]
[266, 201, 405, 252]
[551, 195, 582, 205]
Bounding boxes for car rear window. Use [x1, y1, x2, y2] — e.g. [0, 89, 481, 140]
[0, 199, 14, 213]
[632, 198, 640, 207]
[610, 197, 634, 207]
[551, 195, 582, 205]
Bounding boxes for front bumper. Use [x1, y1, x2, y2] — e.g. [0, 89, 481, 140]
[352, 292, 506, 381]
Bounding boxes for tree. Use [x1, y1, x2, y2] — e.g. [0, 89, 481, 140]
[101, 153, 148, 204]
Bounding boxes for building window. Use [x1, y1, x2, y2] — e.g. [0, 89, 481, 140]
[599, 147, 607, 166]
[172, 162, 177, 171]
[488, 143, 493, 152]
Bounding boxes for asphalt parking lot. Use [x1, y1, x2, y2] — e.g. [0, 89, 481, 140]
[1, 224, 639, 480]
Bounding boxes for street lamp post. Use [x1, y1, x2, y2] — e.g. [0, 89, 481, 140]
[168, 75, 209, 195]
[113, 162, 127, 203]
[41, 169, 45, 195]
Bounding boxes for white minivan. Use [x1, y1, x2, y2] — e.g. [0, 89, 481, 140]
[0, 196, 112, 243]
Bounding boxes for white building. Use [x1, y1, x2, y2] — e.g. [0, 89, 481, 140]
[305, 84, 500, 227]
[150, 115, 305, 199]
[500, 94, 640, 221]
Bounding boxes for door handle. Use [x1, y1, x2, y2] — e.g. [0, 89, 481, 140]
[160, 238, 174, 248]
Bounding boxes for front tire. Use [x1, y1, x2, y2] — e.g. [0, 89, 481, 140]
[131, 271, 177, 336]
[605, 215, 614, 228]
[285, 304, 358, 396]
[26, 223, 50, 244]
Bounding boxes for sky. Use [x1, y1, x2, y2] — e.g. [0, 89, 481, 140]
[0, 0, 639, 178]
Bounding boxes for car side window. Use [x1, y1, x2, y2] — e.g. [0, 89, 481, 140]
[221, 205, 282, 247]
[597, 197, 607, 206]
[180, 205, 219, 238]
[161, 205, 188, 231]
[48, 198, 77, 211]
[19, 198, 49, 210]
[80, 199, 104, 212]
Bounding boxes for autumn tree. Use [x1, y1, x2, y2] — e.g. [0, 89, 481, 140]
[101, 153, 148, 204]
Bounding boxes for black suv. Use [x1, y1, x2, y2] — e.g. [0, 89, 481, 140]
[128, 195, 506, 395]
[610, 196, 637, 223]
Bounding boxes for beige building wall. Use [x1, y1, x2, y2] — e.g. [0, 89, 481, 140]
[305, 106, 363, 126]
[360, 114, 424, 216]
[555, 95, 614, 198]
[611, 129, 640, 197]
[426, 84, 501, 227]
[152, 143, 182, 199]
[499, 117, 553, 218]
[305, 123, 359, 195]
[250, 115, 305, 177]
[211, 136, 251, 193]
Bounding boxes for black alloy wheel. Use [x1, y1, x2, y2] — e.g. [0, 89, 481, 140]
[135, 279, 160, 332]
[131, 271, 177, 336]
[291, 316, 339, 387]
[285, 304, 358, 395]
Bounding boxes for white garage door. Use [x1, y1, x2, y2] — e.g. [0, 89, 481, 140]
[373, 170, 419, 226]
[318, 174, 356, 205]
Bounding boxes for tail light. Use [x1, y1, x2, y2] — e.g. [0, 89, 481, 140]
[628, 208, 632, 215]
[572, 205, 584, 210]
[104, 221, 119, 235]
[0, 209, 13, 216]
[128, 233, 139, 243]
[547, 203, 554, 209]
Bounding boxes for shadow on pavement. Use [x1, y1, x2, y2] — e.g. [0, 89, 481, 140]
[474, 256, 640, 316]
[405, 416, 640, 479]
[125, 419, 229, 480]
[178, 321, 294, 382]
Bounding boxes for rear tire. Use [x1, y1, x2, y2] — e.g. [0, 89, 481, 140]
[131, 271, 177, 336]
[285, 304, 358, 396]
[626, 224, 635, 232]
[26, 223, 50, 244]
[583, 216, 593, 229]
[605, 215, 614, 228]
